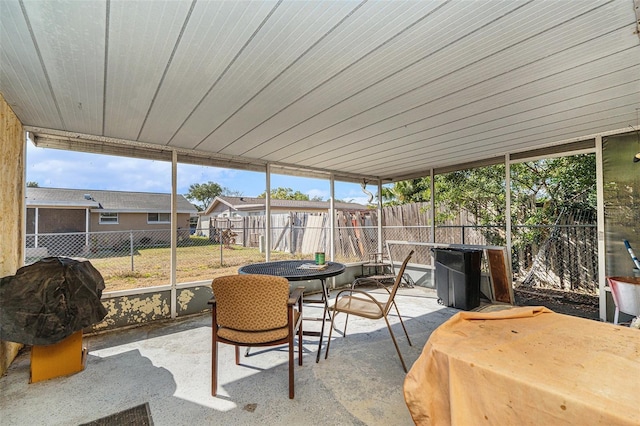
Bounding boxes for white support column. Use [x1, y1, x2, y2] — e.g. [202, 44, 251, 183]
[595, 135, 607, 321]
[85, 208, 90, 247]
[170, 150, 177, 319]
[505, 154, 512, 257]
[430, 169, 435, 243]
[265, 164, 271, 262]
[330, 174, 336, 261]
[22, 134, 28, 260]
[377, 180, 383, 254]
[34, 207, 39, 248]
[429, 169, 435, 274]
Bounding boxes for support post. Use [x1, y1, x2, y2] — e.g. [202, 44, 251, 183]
[595, 135, 606, 321]
[430, 169, 435, 243]
[170, 150, 177, 319]
[377, 180, 383, 255]
[34, 207, 39, 248]
[85, 208, 90, 247]
[265, 164, 271, 261]
[330, 174, 336, 262]
[130, 231, 134, 271]
[505, 154, 512, 266]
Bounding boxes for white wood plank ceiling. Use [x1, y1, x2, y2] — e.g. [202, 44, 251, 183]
[1, 0, 639, 183]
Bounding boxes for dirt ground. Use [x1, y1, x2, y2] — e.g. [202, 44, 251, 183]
[514, 287, 599, 320]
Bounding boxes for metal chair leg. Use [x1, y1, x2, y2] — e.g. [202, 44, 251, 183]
[316, 303, 328, 363]
[392, 301, 412, 346]
[324, 307, 339, 360]
[342, 313, 350, 336]
[384, 315, 408, 373]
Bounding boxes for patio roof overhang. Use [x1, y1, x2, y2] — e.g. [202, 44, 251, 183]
[1, 0, 639, 183]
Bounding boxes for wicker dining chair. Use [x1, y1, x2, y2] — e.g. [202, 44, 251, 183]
[209, 274, 304, 399]
[324, 250, 414, 372]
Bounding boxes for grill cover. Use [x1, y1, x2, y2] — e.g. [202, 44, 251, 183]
[0, 257, 107, 345]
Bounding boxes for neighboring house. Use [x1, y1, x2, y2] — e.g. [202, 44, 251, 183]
[196, 196, 370, 235]
[25, 187, 198, 255]
[196, 196, 372, 248]
[203, 196, 370, 218]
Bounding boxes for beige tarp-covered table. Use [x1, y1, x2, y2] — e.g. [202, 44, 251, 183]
[404, 306, 640, 425]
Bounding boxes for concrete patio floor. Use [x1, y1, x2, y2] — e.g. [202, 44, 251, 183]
[0, 286, 457, 425]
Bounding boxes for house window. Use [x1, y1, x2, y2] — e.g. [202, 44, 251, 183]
[99, 212, 118, 224]
[148, 213, 171, 223]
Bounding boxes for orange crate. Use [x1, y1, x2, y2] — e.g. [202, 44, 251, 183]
[30, 331, 86, 383]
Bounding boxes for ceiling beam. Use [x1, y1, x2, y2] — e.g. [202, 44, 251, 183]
[26, 126, 380, 184]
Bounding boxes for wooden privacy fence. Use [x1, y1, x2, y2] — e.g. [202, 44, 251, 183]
[210, 211, 379, 260]
[208, 204, 482, 262]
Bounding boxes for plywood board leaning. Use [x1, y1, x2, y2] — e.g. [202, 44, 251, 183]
[487, 248, 515, 304]
[300, 215, 325, 254]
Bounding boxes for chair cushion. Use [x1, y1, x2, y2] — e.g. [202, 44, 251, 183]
[218, 311, 300, 344]
[333, 295, 385, 319]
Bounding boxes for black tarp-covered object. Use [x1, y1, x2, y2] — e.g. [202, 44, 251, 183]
[0, 257, 107, 345]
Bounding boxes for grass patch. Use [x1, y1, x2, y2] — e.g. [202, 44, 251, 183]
[109, 271, 153, 279]
[92, 244, 307, 292]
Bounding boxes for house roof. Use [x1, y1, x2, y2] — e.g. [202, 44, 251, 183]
[26, 187, 198, 214]
[204, 196, 369, 215]
[2, 1, 638, 184]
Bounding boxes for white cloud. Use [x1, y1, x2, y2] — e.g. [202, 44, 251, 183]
[26, 145, 364, 201]
[176, 165, 265, 196]
[346, 196, 373, 206]
[307, 188, 328, 200]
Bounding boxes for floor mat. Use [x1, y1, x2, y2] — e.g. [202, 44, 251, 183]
[80, 403, 153, 426]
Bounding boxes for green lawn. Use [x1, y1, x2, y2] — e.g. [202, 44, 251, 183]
[90, 244, 304, 291]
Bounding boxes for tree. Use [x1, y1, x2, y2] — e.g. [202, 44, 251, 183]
[382, 154, 596, 246]
[26, 181, 39, 187]
[381, 179, 430, 206]
[434, 165, 507, 227]
[258, 187, 319, 201]
[382, 155, 595, 219]
[510, 155, 596, 221]
[185, 182, 223, 211]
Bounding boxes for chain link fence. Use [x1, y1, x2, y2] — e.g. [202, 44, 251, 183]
[513, 224, 598, 294]
[25, 219, 598, 293]
[354, 222, 598, 294]
[25, 228, 297, 292]
[21, 225, 380, 291]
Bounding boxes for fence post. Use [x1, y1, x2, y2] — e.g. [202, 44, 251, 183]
[130, 231, 134, 271]
[244, 216, 248, 247]
[220, 227, 224, 266]
[461, 225, 466, 244]
[289, 214, 294, 254]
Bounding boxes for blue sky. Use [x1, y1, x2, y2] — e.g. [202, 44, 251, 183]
[25, 142, 375, 205]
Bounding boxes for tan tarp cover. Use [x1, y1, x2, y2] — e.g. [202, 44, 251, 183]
[404, 306, 640, 425]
